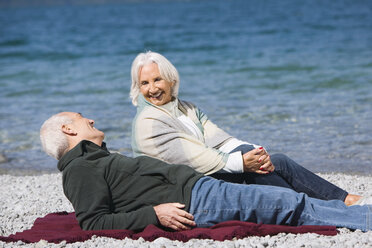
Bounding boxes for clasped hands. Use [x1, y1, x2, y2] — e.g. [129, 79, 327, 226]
[242, 147, 275, 174]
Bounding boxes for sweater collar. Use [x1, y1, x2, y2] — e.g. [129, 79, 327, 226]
[137, 94, 182, 117]
[57, 140, 109, 172]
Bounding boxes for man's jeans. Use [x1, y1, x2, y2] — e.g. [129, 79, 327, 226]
[189, 177, 371, 231]
[211, 145, 348, 201]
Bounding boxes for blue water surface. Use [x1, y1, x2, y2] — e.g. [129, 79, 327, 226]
[0, 0, 371, 175]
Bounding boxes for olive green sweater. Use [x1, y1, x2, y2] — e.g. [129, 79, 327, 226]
[57, 140, 203, 231]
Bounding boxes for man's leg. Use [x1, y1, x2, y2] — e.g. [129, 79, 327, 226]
[189, 177, 371, 231]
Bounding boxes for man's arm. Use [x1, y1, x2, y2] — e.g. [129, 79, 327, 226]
[154, 203, 196, 230]
[63, 165, 159, 231]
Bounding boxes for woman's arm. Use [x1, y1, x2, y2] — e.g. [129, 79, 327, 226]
[133, 115, 229, 175]
[197, 108, 273, 173]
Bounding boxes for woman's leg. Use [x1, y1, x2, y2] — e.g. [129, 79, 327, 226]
[230, 145, 348, 201]
[209, 173, 246, 184]
[189, 177, 371, 231]
[212, 145, 294, 186]
[267, 154, 348, 200]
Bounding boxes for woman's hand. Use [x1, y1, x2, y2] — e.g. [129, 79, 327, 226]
[153, 203, 196, 230]
[242, 147, 275, 174]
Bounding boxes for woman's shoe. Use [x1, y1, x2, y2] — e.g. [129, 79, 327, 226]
[352, 196, 372, 206]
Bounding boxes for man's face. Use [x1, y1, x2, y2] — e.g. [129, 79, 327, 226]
[62, 112, 104, 142]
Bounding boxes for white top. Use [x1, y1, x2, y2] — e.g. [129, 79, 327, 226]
[177, 114, 260, 173]
[177, 115, 204, 141]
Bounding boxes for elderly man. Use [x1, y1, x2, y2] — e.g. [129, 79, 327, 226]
[40, 112, 372, 232]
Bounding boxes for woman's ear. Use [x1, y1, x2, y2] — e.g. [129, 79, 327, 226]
[62, 124, 77, 136]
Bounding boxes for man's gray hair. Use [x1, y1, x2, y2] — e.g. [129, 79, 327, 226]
[130, 51, 180, 106]
[40, 113, 72, 160]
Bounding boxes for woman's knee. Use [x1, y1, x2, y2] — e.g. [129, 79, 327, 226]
[270, 153, 288, 165]
[270, 153, 300, 170]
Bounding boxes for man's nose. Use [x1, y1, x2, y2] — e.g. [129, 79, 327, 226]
[89, 119, 95, 125]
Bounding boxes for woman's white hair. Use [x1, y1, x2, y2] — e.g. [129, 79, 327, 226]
[130, 51, 180, 106]
[40, 113, 73, 160]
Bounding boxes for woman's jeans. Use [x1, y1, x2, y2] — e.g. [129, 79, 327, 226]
[210, 145, 348, 201]
[189, 177, 371, 231]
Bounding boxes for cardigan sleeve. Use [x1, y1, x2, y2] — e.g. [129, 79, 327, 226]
[195, 107, 234, 148]
[133, 114, 230, 175]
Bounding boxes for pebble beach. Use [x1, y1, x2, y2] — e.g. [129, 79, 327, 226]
[1, 173, 371, 247]
[1, 1, 372, 247]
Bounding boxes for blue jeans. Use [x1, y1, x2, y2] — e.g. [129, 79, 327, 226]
[189, 177, 371, 231]
[211, 145, 348, 201]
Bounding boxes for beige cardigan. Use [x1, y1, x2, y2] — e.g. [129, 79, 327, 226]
[131, 95, 233, 175]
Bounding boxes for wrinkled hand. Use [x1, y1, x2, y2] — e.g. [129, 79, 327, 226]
[153, 203, 196, 231]
[242, 147, 275, 174]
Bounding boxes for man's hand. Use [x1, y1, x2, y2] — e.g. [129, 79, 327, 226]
[153, 203, 196, 231]
[242, 147, 275, 174]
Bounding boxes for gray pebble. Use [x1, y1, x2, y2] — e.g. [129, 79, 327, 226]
[0, 173, 371, 247]
[0, 153, 7, 163]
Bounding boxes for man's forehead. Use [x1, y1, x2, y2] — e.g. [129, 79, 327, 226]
[58, 112, 82, 118]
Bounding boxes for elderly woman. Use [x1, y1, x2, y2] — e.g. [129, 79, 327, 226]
[130, 51, 365, 206]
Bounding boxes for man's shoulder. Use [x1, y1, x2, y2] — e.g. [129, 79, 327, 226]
[62, 152, 112, 172]
[63, 156, 96, 174]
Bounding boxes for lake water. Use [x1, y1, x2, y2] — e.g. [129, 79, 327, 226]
[1, 0, 372, 175]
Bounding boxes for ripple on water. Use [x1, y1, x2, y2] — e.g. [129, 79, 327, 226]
[0, 0, 372, 174]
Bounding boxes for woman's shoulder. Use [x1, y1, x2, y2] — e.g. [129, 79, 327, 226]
[135, 105, 164, 120]
[178, 98, 199, 110]
[134, 102, 178, 129]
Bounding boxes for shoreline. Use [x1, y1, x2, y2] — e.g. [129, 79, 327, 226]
[1, 173, 371, 247]
[1, 167, 371, 177]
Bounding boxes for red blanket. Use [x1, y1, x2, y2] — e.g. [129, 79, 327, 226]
[0, 212, 337, 244]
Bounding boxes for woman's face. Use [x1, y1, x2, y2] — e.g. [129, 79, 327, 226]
[139, 63, 174, 106]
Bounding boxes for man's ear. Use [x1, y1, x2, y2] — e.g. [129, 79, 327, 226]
[62, 124, 77, 136]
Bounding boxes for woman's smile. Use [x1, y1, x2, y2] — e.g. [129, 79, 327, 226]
[139, 63, 174, 106]
[149, 91, 163, 99]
